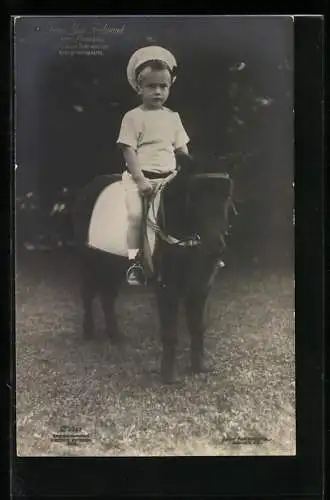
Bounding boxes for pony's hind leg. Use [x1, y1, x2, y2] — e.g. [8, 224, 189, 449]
[81, 265, 96, 340]
[98, 265, 126, 345]
[99, 288, 125, 345]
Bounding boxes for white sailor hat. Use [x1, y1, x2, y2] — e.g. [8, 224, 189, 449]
[126, 45, 177, 91]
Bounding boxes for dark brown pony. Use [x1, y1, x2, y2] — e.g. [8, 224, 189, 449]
[72, 159, 236, 384]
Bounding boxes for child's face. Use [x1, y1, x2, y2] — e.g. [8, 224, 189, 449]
[137, 68, 171, 109]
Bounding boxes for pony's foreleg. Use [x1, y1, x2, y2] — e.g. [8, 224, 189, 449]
[184, 290, 209, 373]
[155, 284, 180, 384]
[184, 260, 219, 373]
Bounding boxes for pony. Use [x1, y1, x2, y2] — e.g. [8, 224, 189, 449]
[72, 157, 236, 384]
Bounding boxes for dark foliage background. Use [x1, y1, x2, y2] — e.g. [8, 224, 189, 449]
[14, 16, 294, 267]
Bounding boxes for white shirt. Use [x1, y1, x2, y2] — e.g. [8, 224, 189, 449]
[116, 106, 190, 173]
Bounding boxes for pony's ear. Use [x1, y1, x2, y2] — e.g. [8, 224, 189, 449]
[175, 152, 198, 176]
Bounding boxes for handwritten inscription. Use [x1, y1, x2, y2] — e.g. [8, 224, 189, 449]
[43, 22, 126, 56]
[48, 22, 125, 36]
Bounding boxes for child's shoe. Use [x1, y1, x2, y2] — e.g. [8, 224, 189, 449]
[126, 260, 145, 286]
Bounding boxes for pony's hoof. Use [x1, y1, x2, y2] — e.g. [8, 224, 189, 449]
[109, 333, 127, 346]
[143, 367, 159, 375]
[83, 330, 94, 341]
[160, 369, 179, 385]
[161, 376, 179, 386]
[189, 364, 214, 375]
[83, 319, 94, 340]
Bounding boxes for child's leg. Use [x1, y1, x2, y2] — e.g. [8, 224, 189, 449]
[126, 195, 143, 260]
[124, 179, 145, 285]
[123, 173, 143, 260]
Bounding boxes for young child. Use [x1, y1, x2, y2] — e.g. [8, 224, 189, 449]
[117, 46, 191, 285]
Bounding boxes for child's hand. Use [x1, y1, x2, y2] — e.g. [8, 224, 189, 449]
[137, 177, 153, 197]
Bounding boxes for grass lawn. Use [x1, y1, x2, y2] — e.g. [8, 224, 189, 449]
[15, 251, 295, 456]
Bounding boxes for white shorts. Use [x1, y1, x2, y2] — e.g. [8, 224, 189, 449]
[121, 170, 173, 221]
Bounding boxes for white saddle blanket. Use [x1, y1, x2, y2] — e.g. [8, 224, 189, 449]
[87, 180, 161, 257]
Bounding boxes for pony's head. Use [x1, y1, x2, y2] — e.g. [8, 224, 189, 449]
[160, 156, 236, 256]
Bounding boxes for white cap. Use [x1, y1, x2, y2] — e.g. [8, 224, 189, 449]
[127, 45, 177, 91]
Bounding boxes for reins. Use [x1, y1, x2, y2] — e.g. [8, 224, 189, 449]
[144, 172, 238, 249]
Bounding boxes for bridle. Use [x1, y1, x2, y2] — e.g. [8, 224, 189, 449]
[144, 171, 238, 250]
